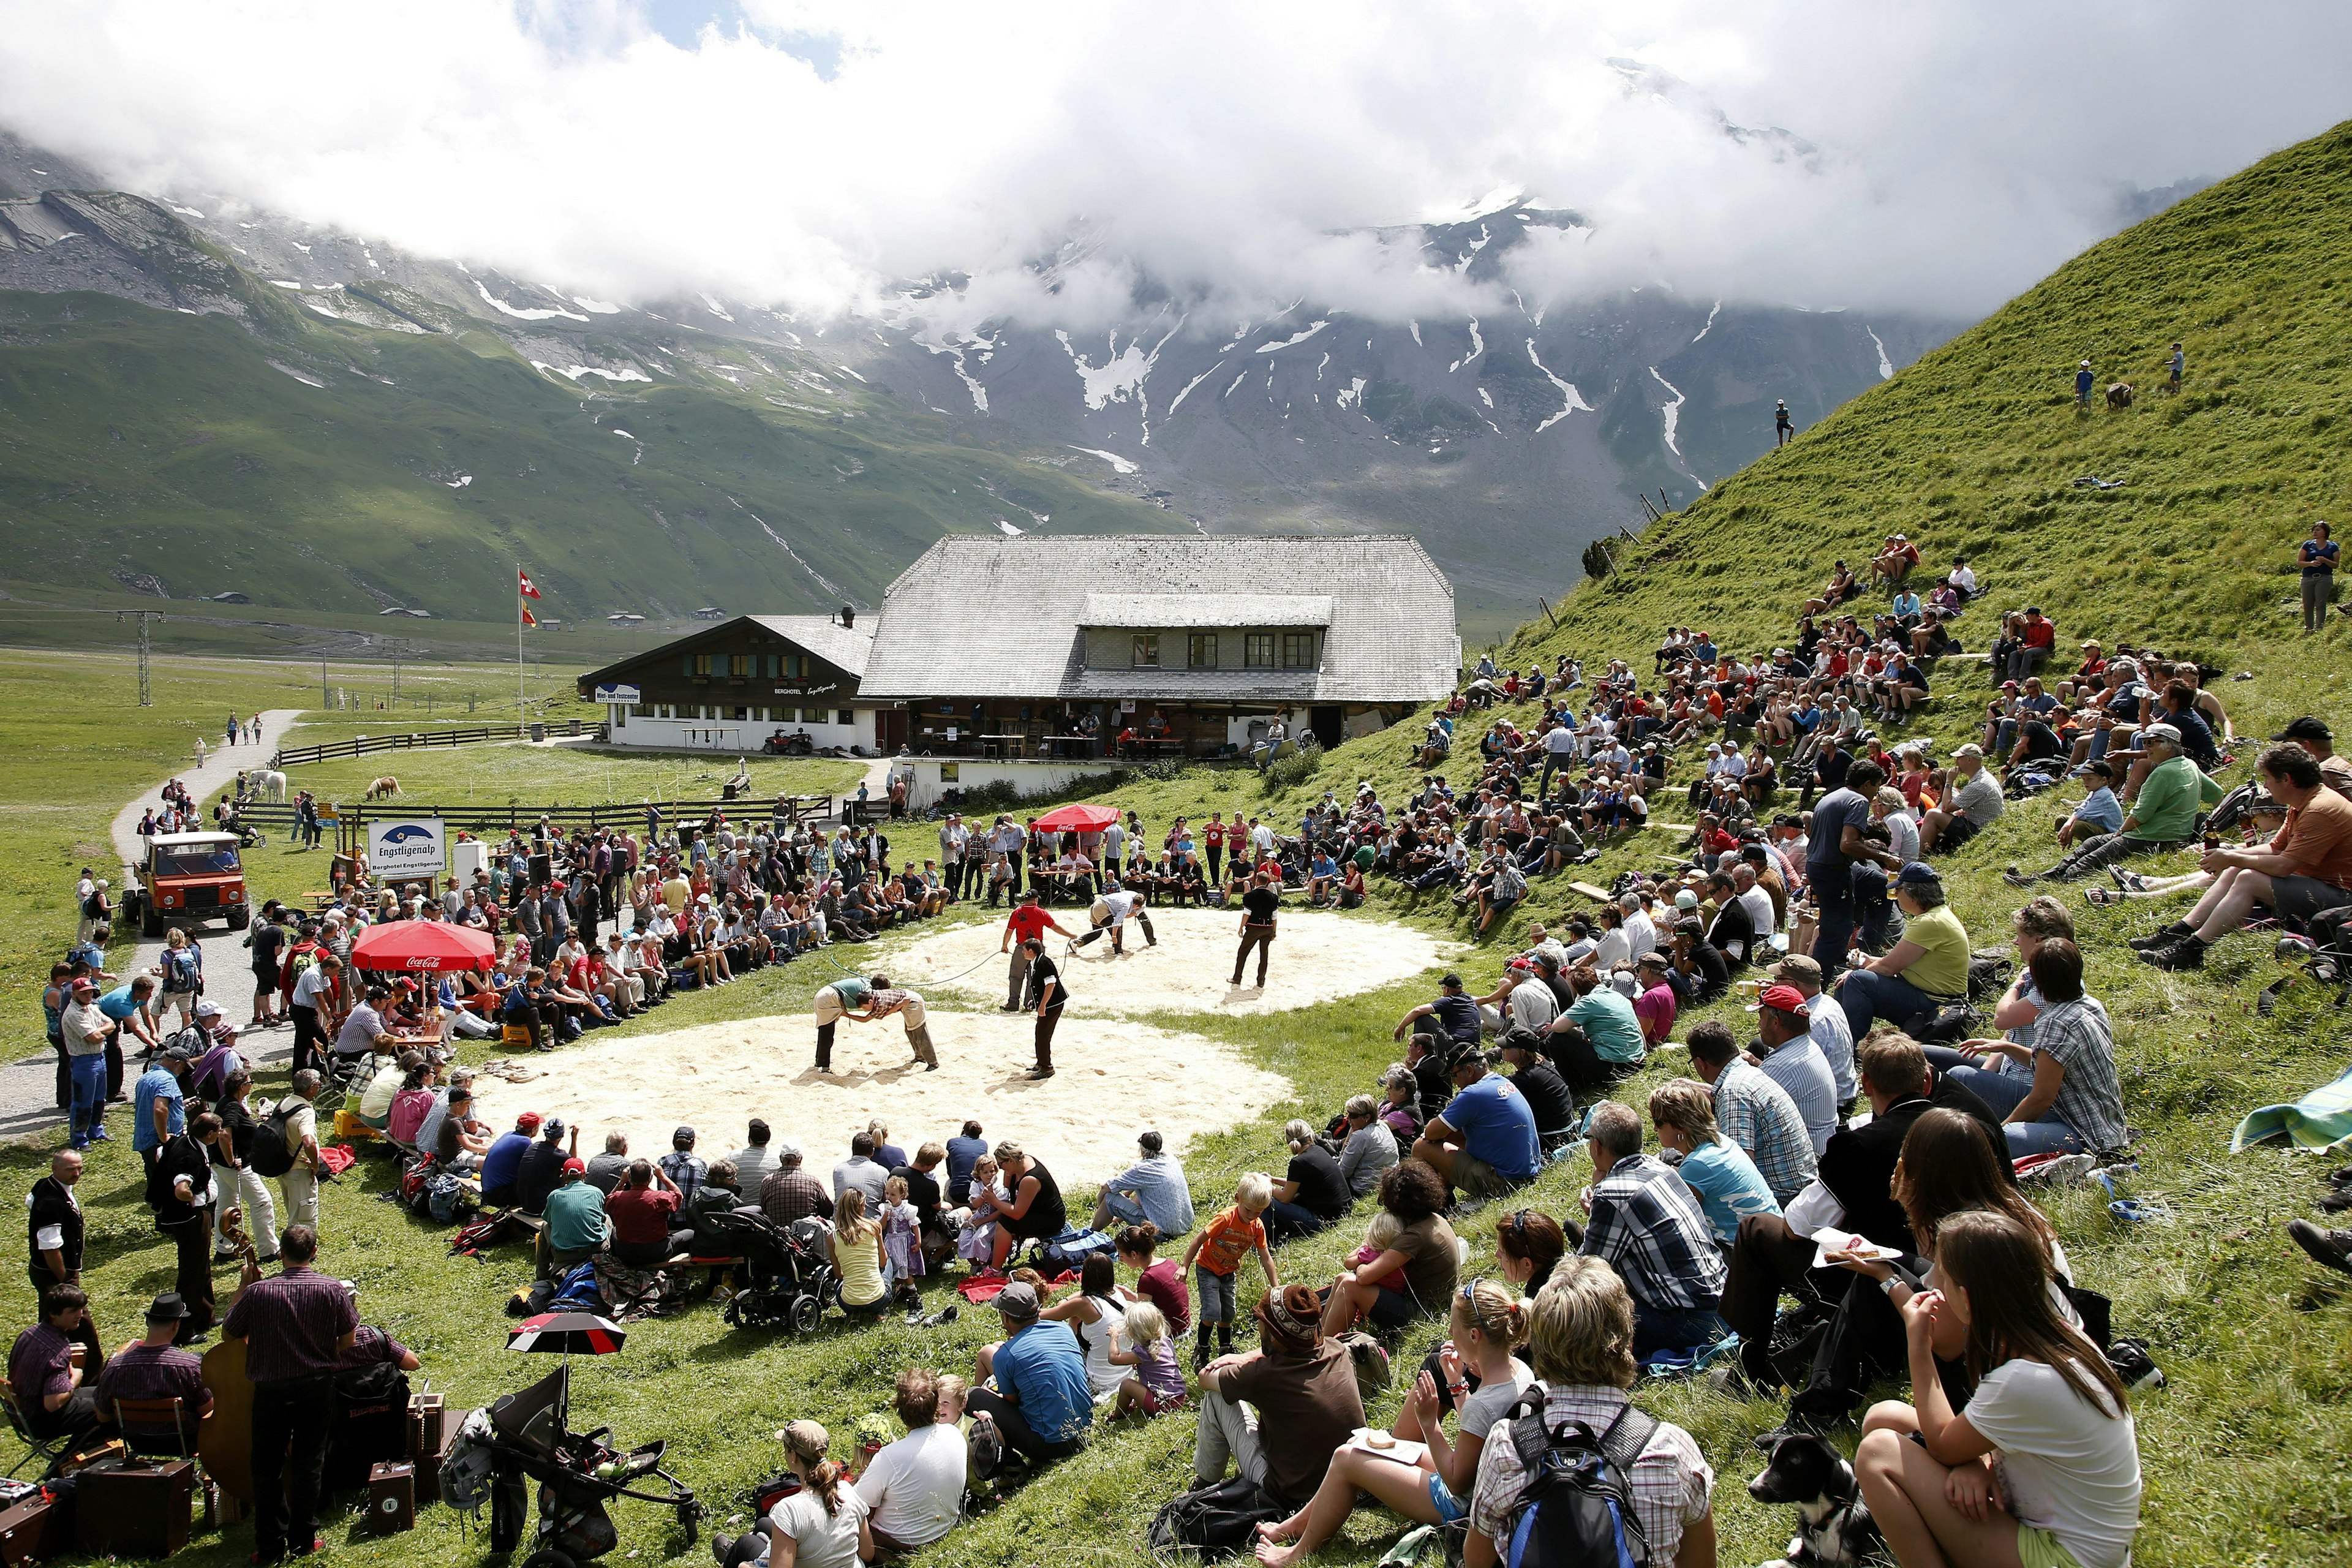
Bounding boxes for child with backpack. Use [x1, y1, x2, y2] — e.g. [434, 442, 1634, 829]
[1178, 1173, 1279, 1370]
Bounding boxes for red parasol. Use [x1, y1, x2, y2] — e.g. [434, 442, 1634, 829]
[1029, 802, 1121, 832]
[506, 1311, 627, 1355]
[350, 920, 497, 973]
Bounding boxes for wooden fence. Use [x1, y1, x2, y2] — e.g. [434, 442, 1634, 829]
[271, 719, 601, 769]
[234, 791, 839, 837]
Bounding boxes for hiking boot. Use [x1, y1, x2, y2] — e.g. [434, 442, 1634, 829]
[711, 1533, 736, 1566]
[2140, 937, 2206, 971]
[2288, 1219, 2352, 1275]
[2318, 1189, 2352, 1215]
[2129, 922, 2193, 952]
[2326, 1166, 2352, 1190]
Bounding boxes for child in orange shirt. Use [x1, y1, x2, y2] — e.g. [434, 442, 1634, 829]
[1178, 1172, 1278, 1368]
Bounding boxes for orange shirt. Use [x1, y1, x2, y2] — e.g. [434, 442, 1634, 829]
[2274, 786, 2352, 889]
[1195, 1205, 1267, 1276]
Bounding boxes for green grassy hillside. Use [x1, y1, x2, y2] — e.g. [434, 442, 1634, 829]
[0, 288, 1181, 627]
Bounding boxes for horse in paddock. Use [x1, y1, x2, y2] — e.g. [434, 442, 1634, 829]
[245, 769, 288, 804]
[364, 775, 403, 801]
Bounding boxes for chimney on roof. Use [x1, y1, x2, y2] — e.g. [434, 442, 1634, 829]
[839, 605, 856, 629]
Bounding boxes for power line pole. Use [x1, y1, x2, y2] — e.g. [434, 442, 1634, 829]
[321, 656, 331, 709]
[116, 610, 159, 706]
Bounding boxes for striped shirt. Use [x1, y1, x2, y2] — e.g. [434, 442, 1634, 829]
[1468, 1384, 1713, 1559]
[2033, 995, 2130, 1153]
[1713, 1059, 1818, 1203]
[1580, 1154, 1726, 1311]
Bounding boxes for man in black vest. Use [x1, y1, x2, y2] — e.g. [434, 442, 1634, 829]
[26, 1152, 100, 1368]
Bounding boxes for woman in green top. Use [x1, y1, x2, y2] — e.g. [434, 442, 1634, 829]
[1834, 862, 1971, 1039]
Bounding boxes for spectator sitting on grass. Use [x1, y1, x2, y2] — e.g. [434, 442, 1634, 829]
[2138, 744, 2352, 970]
[1684, 1020, 1817, 1204]
[967, 1281, 1092, 1466]
[1574, 1101, 1726, 1355]
[1335, 1095, 1400, 1197]
[2007, 725, 2218, 884]
[1411, 1044, 1542, 1204]
[1193, 1283, 1363, 1526]
[1648, 1077, 1781, 1247]
[1265, 1121, 1352, 1242]
[1918, 744, 2003, 854]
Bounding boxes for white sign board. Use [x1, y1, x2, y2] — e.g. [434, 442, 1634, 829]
[371, 817, 447, 880]
[594, 684, 641, 703]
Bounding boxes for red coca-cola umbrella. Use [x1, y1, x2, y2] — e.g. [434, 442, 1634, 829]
[350, 919, 497, 972]
[1028, 802, 1121, 832]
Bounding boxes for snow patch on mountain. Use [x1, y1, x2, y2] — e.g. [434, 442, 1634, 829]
[1868, 327, 1894, 380]
[1067, 445, 1139, 475]
[532, 361, 651, 384]
[735, 497, 851, 603]
[1449, 317, 1484, 372]
[571, 296, 622, 315]
[1253, 320, 1329, 354]
[475, 281, 587, 322]
[1408, 320, 1423, 347]
[997, 518, 1024, 535]
[1648, 366, 1686, 456]
[1335, 377, 1368, 412]
[1526, 341, 1593, 432]
[1167, 360, 1225, 417]
[1691, 300, 1721, 344]
[700, 293, 734, 322]
[268, 361, 324, 388]
[169, 205, 203, 219]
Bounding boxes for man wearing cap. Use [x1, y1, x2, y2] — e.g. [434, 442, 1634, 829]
[60, 979, 116, 1150]
[1411, 1043, 1542, 1202]
[966, 1281, 1091, 1466]
[1771, 954, 1856, 1109]
[1834, 862, 1972, 1037]
[1685, 1023, 1815, 1203]
[1746, 986, 1839, 1154]
[1393, 973, 1483, 1055]
[1918, 743, 2003, 854]
[2051, 757, 2126, 850]
[515, 1118, 575, 1215]
[2010, 725, 2216, 884]
[537, 1159, 608, 1280]
[225, 1224, 358, 1563]
[479, 1112, 541, 1208]
[2274, 716, 2352, 802]
[96, 1292, 213, 1453]
[132, 1044, 192, 1167]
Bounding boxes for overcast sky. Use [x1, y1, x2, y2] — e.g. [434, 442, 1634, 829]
[3, 0, 2347, 326]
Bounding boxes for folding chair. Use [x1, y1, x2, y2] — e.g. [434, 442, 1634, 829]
[110, 1395, 195, 1461]
[1, 1386, 72, 1478]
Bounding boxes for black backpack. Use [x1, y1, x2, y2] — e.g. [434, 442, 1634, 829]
[1147, 1474, 1284, 1562]
[249, 1102, 299, 1178]
[1499, 1392, 1658, 1568]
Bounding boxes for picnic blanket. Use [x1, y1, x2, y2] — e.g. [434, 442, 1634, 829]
[955, 1268, 1077, 1306]
[2231, 1063, 2352, 1153]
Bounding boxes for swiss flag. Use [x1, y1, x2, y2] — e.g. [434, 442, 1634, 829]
[521, 605, 539, 628]
[518, 568, 543, 600]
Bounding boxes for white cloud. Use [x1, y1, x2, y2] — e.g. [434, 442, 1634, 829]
[0, 0, 2346, 325]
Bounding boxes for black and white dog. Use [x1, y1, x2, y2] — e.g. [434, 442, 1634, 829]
[1747, 1432, 1885, 1566]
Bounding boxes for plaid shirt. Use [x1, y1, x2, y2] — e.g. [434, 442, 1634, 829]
[759, 1167, 835, 1227]
[1713, 1059, 1817, 1203]
[1581, 1154, 1726, 1310]
[1467, 1383, 1713, 1558]
[2032, 996, 2130, 1153]
[222, 1265, 359, 1384]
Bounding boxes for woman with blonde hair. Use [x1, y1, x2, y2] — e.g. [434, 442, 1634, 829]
[1648, 1078, 1780, 1247]
[1253, 1279, 1534, 1566]
[1463, 1258, 1717, 1568]
[828, 1188, 891, 1319]
[1855, 1210, 2139, 1568]
[713, 1419, 871, 1568]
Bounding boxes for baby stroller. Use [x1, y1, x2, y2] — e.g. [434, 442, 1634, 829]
[710, 1210, 840, 1332]
[456, 1362, 701, 1568]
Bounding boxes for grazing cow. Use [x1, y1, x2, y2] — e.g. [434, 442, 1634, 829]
[364, 775, 403, 801]
[2106, 382, 2135, 409]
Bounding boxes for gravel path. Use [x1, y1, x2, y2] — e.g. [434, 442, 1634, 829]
[0, 709, 305, 1141]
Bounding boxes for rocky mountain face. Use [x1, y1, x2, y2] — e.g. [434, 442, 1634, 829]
[0, 127, 1965, 638]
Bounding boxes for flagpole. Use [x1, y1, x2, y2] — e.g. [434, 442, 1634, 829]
[518, 564, 526, 723]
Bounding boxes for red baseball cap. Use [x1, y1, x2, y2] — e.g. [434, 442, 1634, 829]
[1747, 984, 1812, 1017]
[517, 1112, 544, 1132]
[562, 1157, 586, 1175]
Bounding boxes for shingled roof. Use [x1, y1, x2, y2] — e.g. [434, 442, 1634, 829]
[747, 614, 874, 677]
[860, 535, 1458, 703]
